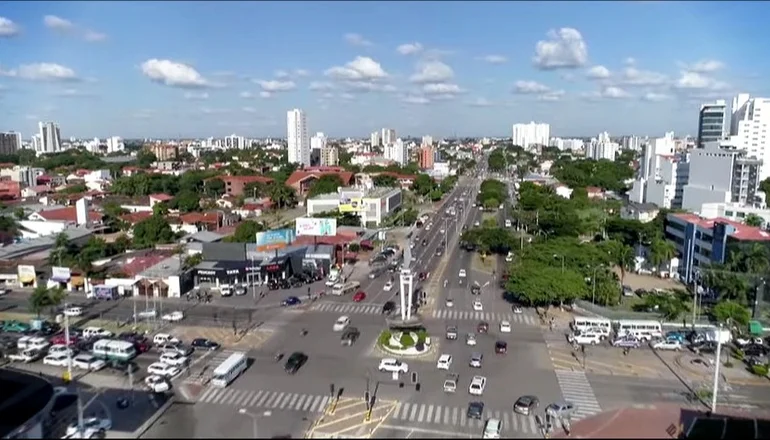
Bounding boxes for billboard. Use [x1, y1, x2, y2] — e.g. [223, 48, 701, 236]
[51, 267, 71, 283]
[255, 229, 295, 252]
[339, 190, 366, 213]
[296, 218, 337, 237]
[17, 265, 35, 285]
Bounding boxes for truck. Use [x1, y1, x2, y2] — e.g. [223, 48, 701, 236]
[443, 373, 458, 393]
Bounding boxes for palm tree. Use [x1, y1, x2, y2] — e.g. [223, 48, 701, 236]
[268, 184, 297, 209]
[649, 239, 676, 271]
[49, 232, 72, 266]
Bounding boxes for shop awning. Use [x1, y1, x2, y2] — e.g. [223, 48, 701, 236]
[51, 276, 70, 283]
[748, 320, 763, 336]
[71, 276, 85, 287]
[19, 275, 35, 283]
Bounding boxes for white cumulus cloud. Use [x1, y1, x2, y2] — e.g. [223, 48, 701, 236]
[0, 17, 21, 37]
[533, 28, 588, 69]
[141, 59, 210, 88]
[620, 67, 668, 87]
[259, 91, 272, 98]
[402, 95, 430, 105]
[642, 92, 671, 102]
[397, 43, 423, 55]
[513, 80, 550, 94]
[481, 55, 507, 64]
[410, 60, 454, 84]
[468, 97, 494, 107]
[325, 57, 388, 81]
[43, 15, 74, 30]
[423, 83, 464, 95]
[344, 33, 373, 47]
[309, 81, 335, 91]
[586, 65, 611, 79]
[538, 90, 565, 101]
[44, 15, 106, 42]
[683, 59, 724, 73]
[602, 86, 631, 99]
[255, 79, 296, 92]
[1, 63, 79, 81]
[674, 71, 728, 90]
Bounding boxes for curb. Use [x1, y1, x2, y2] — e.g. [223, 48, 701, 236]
[134, 397, 175, 438]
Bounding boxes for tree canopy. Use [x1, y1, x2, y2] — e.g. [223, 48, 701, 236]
[551, 158, 634, 192]
[307, 174, 343, 198]
[132, 214, 175, 248]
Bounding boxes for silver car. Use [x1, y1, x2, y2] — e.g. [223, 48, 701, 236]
[469, 352, 483, 368]
[546, 401, 576, 419]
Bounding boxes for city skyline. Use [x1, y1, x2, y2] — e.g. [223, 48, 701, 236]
[1, 2, 768, 138]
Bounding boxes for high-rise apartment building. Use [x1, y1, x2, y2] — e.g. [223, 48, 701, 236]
[385, 139, 408, 165]
[381, 128, 396, 146]
[585, 132, 620, 161]
[0, 132, 22, 155]
[223, 134, 247, 150]
[106, 136, 124, 154]
[38, 121, 61, 154]
[419, 145, 434, 169]
[287, 109, 310, 166]
[512, 122, 550, 150]
[311, 132, 327, 150]
[320, 145, 339, 166]
[697, 100, 727, 148]
[729, 93, 770, 181]
[370, 131, 381, 151]
[421, 135, 433, 147]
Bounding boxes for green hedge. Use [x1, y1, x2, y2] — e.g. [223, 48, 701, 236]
[378, 331, 392, 348]
[400, 333, 415, 347]
[751, 364, 769, 377]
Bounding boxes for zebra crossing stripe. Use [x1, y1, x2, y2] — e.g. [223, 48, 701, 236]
[293, 394, 304, 410]
[279, 393, 292, 409]
[264, 391, 279, 408]
[418, 404, 426, 422]
[248, 391, 264, 407]
[235, 390, 250, 406]
[211, 389, 228, 404]
[433, 406, 441, 424]
[198, 387, 215, 402]
[256, 391, 271, 407]
[409, 404, 419, 421]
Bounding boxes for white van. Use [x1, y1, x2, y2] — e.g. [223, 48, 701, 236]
[331, 281, 360, 296]
[568, 332, 602, 345]
[504, 219, 512, 228]
[614, 320, 663, 340]
[210, 352, 248, 388]
[571, 317, 612, 335]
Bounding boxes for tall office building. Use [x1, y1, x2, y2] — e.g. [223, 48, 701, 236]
[310, 132, 327, 150]
[38, 121, 61, 154]
[287, 109, 310, 166]
[697, 100, 727, 148]
[381, 128, 396, 146]
[370, 131, 381, 151]
[419, 145, 434, 169]
[730, 93, 770, 181]
[512, 122, 550, 150]
[385, 139, 408, 165]
[0, 132, 22, 155]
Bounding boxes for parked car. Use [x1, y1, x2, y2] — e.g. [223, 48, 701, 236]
[144, 375, 171, 393]
[652, 339, 682, 351]
[612, 337, 641, 349]
[43, 353, 70, 367]
[72, 354, 106, 371]
[191, 338, 220, 351]
[147, 362, 181, 378]
[513, 395, 539, 415]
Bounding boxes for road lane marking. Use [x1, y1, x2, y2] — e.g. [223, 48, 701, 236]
[401, 403, 411, 419]
[302, 395, 315, 411]
[210, 389, 228, 404]
[418, 404, 427, 422]
[294, 394, 306, 411]
[502, 412, 510, 431]
[318, 396, 330, 412]
[528, 416, 537, 434]
[263, 391, 279, 408]
[279, 393, 292, 409]
[256, 390, 271, 407]
[198, 387, 215, 402]
[248, 390, 264, 407]
[234, 389, 250, 406]
[225, 389, 243, 405]
[433, 406, 441, 424]
[451, 406, 458, 425]
[459, 409, 467, 427]
[410, 404, 419, 421]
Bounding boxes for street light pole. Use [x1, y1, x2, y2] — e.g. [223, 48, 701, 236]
[691, 270, 700, 329]
[711, 324, 723, 412]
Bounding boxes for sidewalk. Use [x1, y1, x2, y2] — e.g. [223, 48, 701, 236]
[673, 352, 770, 387]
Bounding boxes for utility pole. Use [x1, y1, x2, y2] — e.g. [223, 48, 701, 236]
[711, 324, 723, 411]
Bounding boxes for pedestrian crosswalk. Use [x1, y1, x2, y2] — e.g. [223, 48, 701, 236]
[184, 350, 241, 385]
[196, 387, 331, 413]
[554, 370, 602, 420]
[430, 309, 537, 325]
[310, 302, 384, 315]
[391, 402, 540, 435]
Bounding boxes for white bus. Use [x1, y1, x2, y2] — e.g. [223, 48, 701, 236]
[570, 317, 612, 337]
[331, 281, 360, 296]
[613, 320, 663, 341]
[91, 339, 137, 361]
[211, 352, 248, 388]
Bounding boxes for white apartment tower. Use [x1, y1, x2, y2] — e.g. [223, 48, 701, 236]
[628, 132, 690, 208]
[512, 122, 550, 150]
[585, 132, 619, 161]
[730, 93, 770, 181]
[320, 145, 339, 166]
[286, 109, 310, 166]
[38, 121, 61, 154]
[0, 132, 22, 155]
[370, 131, 381, 151]
[381, 128, 396, 146]
[310, 132, 327, 150]
[385, 139, 408, 165]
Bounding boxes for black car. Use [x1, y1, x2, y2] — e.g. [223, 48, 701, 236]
[191, 338, 221, 351]
[495, 341, 508, 354]
[467, 401, 484, 420]
[435, 248, 444, 256]
[382, 301, 396, 314]
[284, 352, 308, 374]
[421, 239, 428, 246]
[471, 285, 481, 295]
[341, 327, 360, 346]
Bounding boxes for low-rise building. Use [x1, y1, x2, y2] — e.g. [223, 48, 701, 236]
[305, 187, 402, 226]
[285, 167, 355, 197]
[620, 202, 660, 223]
[215, 175, 275, 197]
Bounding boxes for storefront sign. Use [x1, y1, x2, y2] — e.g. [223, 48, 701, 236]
[198, 270, 217, 276]
[226, 269, 240, 275]
[51, 266, 71, 283]
[17, 265, 35, 284]
[264, 264, 281, 272]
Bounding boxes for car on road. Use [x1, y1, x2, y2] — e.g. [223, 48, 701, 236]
[468, 376, 486, 396]
[159, 352, 188, 367]
[652, 339, 683, 351]
[352, 291, 366, 302]
[512, 306, 522, 314]
[72, 354, 106, 371]
[477, 321, 489, 334]
[474, 221, 480, 226]
[446, 326, 458, 340]
[483, 418, 502, 439]
[43, 352, 70, 367]
[50, 334, 78, 346]
[472, 300, 483, 311]
[443, 373, 459, 393]
[569, 332, 602, 345]
[445, 298, 454, 307]
[546, 401, 576, 419]
[65, 417, 112, 438]
[48, 344, 76, 357]
[63, 307, 84, 317]
[153, 333, 181, 346]
[514, 395, 539, 415]
[499, 321, 511, 333]
[494, 341, 507, 354]
[378, 358, 409, 374]
[467, 401, 484, 420]
[458, 269, 467, 278]
[144, 375, 170, 393]
[469, 352, 483, 368]
[383, 281, 394, 292]
[82, 327, 113, 339]
[470, 284, 481, 295]
[333, 316, 350, 332]
[282, 296, 302, 307]
[161, 311, 185, 322]
[382, 301, 396, 314]
[191, 338, 220, 351]
[284, 351, 308, 374]
[437, 354, 453, 370]
[612, 337, 641, 348]
[147, 362, 181, 378]
[466, 333, 477, 346]
[341, 327, 360, 346]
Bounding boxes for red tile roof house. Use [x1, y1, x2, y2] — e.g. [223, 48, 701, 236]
[586, 186, 605, 199]
[149, 193, 174, 207]
[28, 206, 104, 225]
[285, 167, 355, 197]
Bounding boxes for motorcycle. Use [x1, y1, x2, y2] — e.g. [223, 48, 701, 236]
[300, 329, 308, 337]
[274, 353, 284, 362]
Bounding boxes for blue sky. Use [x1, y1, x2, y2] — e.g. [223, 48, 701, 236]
[1, 1, 768, 140]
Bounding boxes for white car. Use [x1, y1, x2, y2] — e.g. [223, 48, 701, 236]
[505, 253, 513, 263]
[65, 417, 112, 438]
[333, 316, 350, 332]
[134, 309, 157, 319]
[652, 339, 683, 351]
[378, 358, 409, 373]
[48, 344, 76, 357]
[82, 327, 112, 339]
[383, 281, 394, 292]
[147, 362, 181, 378]
[469, 376, 487, 396]
[63, 307, 84, 317]
[161, 311, 185, 322]
[144, 375, 171, 393]
[43, 353, 70, 367]
[72, 354, 106, 371]
[159, 352, 188, 367]
[466, 333, 477, 346]
[499, 321, 511, 333]
[436, 354, 452, 370]
[472, 300, 483, 311]
[445, 298, 454, 308]
[458, 269, 467, 278]
[512, 306, 523, 314]
[474, 221, 480, 226]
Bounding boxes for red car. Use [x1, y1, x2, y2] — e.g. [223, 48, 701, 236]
[50, 334, 78, 346]
[352, 291, 366, 302]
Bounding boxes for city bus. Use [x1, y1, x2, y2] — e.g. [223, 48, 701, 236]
[613, 320, 663, 341]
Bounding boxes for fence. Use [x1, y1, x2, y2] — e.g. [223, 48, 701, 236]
[573, 300, 713, 326]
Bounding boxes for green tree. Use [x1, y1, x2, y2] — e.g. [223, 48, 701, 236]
[268, 183, 298, 208]
[307, 174, 343, 198]
[411, 174, 435, 196]
[244, 181, 268, 198]
[136, 150, 158, 168]
[226, 220, 266, 243]
[132, 214, 175, 248]
[711, 300, 751, 328]
[184, 253, 203, 268]
[102, 202, 128, 232]
[649, 238, 676, 270]
[506, 261, 586, 306]
[172, 190, 202, 213]
[205, 178, 226, 197]
[634, 291, 690, 322]
[482, 198, 499, 211]
[152, 202, 170, 217]
[29, 286, 51, 317]
[49, 232, 74, 266]
[13, 207, 26, 220]
[113, 234, 132, 253]
[373, 174, 398, 187]
[744, 214, 764, 228]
